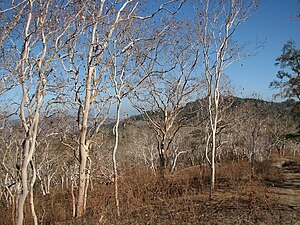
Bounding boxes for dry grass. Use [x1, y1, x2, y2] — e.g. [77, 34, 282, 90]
[1, 157, 299, 225]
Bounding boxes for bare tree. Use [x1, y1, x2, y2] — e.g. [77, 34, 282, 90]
[58, 0, 186, 217]
[0, 119, 22, 224]
[195, 0, 258, 199]
[108, 8, 188, 217]
[131, 22, 199, 173]
[1, 1, 76, 223]
[0, 1, 28, 95]
[228, 98, 298, 177]
[58, 1, 120, 217]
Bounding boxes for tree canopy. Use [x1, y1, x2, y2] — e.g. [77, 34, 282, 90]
[270, 40, 300, 100]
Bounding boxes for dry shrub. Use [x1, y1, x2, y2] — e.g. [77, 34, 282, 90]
[115, 166, 203, 224]
[216, 161, 251, 186]
[33, 190, 73, 224]
[0, 206, 14, 225]
[1, 157, 297, 225]
[118, 166, 203, 208]
[254, 160, 284, 183]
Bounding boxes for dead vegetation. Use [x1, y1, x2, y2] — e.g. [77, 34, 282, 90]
[1, 155, 299, 225]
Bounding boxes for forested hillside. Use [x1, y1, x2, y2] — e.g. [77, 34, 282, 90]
[1, 96, 299, 224]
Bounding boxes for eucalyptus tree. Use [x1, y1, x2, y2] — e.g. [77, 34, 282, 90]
[0, 1, 77, 224]
[0, 118, 22, 224]
[107, 3, 188, 217]
[58, 0, 186, 217]
[131, 20, 199, 172]
[195, 0, 258, 199]
[0, 0, 27, 95]
[106, 21, 153, 218]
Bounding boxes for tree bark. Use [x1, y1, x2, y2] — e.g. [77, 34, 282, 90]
[30, 162, 38, 225]
[76, 18, 96, 217]
[112, 98, 121, 218]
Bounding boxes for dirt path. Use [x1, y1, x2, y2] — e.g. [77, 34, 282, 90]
[271, 156, 300, 211]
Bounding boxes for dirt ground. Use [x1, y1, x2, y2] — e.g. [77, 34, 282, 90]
[94, 155, 300, 225]
[115, 155, 300, 225]
[266, 155, 300, 223]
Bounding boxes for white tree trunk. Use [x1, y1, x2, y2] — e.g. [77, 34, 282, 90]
[112, 98, 121, 218]
[30, 162, 38, 225]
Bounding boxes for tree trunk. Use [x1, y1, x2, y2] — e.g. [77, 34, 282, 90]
[112, 98, 121, 218]
[71, 176, 76, 218]
[209, 87, 219, 200]
[17, 141, 30, 225]
[76, 105, 90, 217]
[83, 157, 91, 212]
[30, 162, 38, 225]
[17, 117, 40, 225]
[158, 140, 167, 178]
[209, 128, 216, 200]
[76, 16, 97, 216]
[76, 141, 88, 217]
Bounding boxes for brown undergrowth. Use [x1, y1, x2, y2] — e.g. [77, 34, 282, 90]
[0, 158, 299, 225]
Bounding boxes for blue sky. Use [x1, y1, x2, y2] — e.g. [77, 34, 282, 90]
[224, 0, 300, 100]
[1, 0, 299, 117]
[122, 0, 300, 115]
[147, 0, 299, 101]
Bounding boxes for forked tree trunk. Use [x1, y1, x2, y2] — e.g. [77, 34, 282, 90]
[76, 29, 95, 217]
[17, 118, 40, 225]
[16, 2, 33, 223]
[76, 11, 97, 216]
